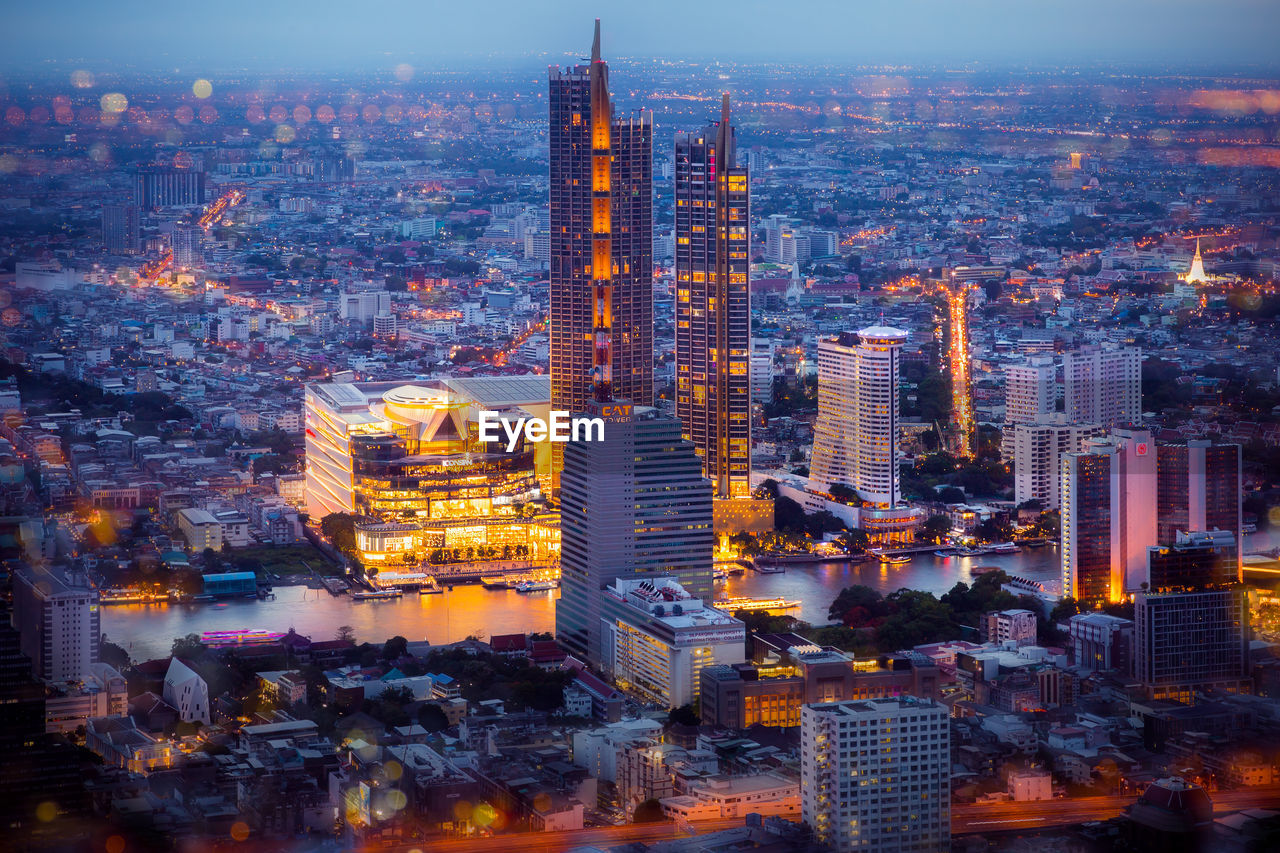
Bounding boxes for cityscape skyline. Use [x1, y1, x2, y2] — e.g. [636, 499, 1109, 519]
[2, 7, 1280, 852]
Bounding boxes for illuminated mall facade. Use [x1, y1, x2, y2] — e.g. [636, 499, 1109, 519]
[304, 377, 559, 568]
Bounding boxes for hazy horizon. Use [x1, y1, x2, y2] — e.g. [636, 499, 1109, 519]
[3, 0, 1279, 76]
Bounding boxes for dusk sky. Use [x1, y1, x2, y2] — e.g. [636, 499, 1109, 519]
[4, 0, 1280, 74]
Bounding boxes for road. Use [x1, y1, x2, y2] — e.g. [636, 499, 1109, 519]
[390, 788, 1280, 851]
[954, 787, 1280, 834]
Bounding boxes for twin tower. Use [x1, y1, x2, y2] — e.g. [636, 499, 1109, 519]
[548, 20, 751, 501]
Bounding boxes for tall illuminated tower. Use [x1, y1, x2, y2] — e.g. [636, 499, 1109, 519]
[948, 284, 975, 459]
[548, 20, 653, 415]
[674, 95, 751, 499]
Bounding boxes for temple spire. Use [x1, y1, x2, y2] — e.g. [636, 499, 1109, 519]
[591, 18, 601, 63]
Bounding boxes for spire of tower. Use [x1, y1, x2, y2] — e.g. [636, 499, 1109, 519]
[721, 91, 730, 126]
[591, 18, 601, 63]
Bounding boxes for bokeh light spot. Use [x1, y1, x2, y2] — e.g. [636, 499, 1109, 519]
[394, 63, 414, 82]
[293, 104, 311, 124]
[274, 124, 296, 143]
[100, 92, 128, 114]
[174, 105, 194, 125]
[71, 70, 95, 89]
[229, 821, 250, 842]
[316, 105, 335, 123]
[35, 801, 57, 822]
[193, 79, 213, 99]
[474, 802, 498, 827]
[105, 835, 126, 853]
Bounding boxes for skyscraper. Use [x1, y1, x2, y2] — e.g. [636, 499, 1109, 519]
[674, 95, 751, 500]
[1157, 440, 1242, 573]
[11, 565, 100, 683]
[1060, 428, 1156, 605]
[101, 204, 139, 255]
[172, 223, 202, 270]
[809, 327, 922, 541]
[555, 403, 714, 665]
[810, 328, 905, 507]
[133, 164, 205, 209]
[548, 21, 653, 417]
[1062, 344, 1141, 427]
[1004, 355, 1056, 427]
[802, 697, 950, 853]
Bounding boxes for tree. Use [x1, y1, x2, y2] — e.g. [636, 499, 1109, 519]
[382, 635, 409, 661]
[829, 585, 889, 626]
[938, 486, 966, 504]
[320, 512, 360, 554]
[171, 633, 205, 661]
[918, 515, 952, 544]
[836, 528, 870, 555]
[419, 702, 450, 733]
[100, 638, 131, 669]
[668, 704, 699, 727]
[829, 482, 858, 503]
[335, 625, 356, 644]
[633, 798, 667, 823]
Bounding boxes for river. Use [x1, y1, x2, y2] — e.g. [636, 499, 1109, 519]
[102, 529, 1280, 662]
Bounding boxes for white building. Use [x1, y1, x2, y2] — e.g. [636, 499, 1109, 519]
[661, 773, 800, 821]
[163, 657, 211, 724]
[1062, 345, 1141, 428]
[1004, 355, 1056, 427]
[808, 327, 922, 542]
[338, 290, 391, 326]
[1012, 418, 1104, 510]
[750, 338, 775, 403]
[600, 576, 745, 709]
[1008, 769, 1053, 802]
[802, 697, 950, 853]
[981, 609, 1038, 647]
[12, 565, 100, 682]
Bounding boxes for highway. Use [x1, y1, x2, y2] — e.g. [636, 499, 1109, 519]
[954, 787, 1280, 834]
[396, 788, 1280, 851]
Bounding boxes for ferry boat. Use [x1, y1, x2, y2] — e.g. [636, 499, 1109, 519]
[714, 596, 801, 614]
[755, 563, 785, 574]
[480, 576, 510, 589]
[200, 629, 286, 648]
[985, 542, 1022, 554]
[933, 550, 955, 559]
[878, 554, 912, 565]
[418, 577, 443, 595]
[713, 567, 729, 582]
[515, 579, 557, 593]
[353, 589, 403, 601]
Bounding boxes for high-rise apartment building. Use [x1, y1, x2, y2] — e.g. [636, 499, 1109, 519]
[801, 697, 950, 853]
[1135, 585, 1249, 702]
[1062, 345, 1141, 427]
[1060, 428, 1156, 604]
[12, 565, 100, 683]
[548, 21, 653, 416]
[750, 338, 775, 403]
[1012, 418, 1104, 510]
[555, 403, 713, 665]
[809, 328, 906, 507]
[1004, 355, 1056, 426]
[102, 204, 140, 255]
[172, 223, 202, 270]
[1156, 441, 1242, 573]
[674, 95, 751, 499]
[133, 164, 205, 209]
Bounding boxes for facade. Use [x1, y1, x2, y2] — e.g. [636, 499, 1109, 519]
[1069, 612, 1133, 674]
[700, 654, 940, 730]
[750, 338, 775, 402]
[172, 223, 202, 269]
[1011, 418, 1103, 510]
[304, 377, 560, 567]
[12, 565, 100, 682]
[1060, 428, 1156, 604]
[1156, 441, 1242, 572]
[801, 697, 950, 853]
[133, 164, 205, 209]
[1135, 587, 1250, 701]
[660, 774, 800, 821]
[1147, 530, 1240, 590]
[1004, 355, 1056, 426]
[548, 21, 653, 417]
[163, 657, 211, 724]
[600, 576, 744, 708]
[102, 204, 140, 254]
[1062, 344, 1141, 428]
[556, 403, 714, 665]
[674, 95, 751, 500]
[981, 609, 1038, 646]
[177, 507, 222, 552]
